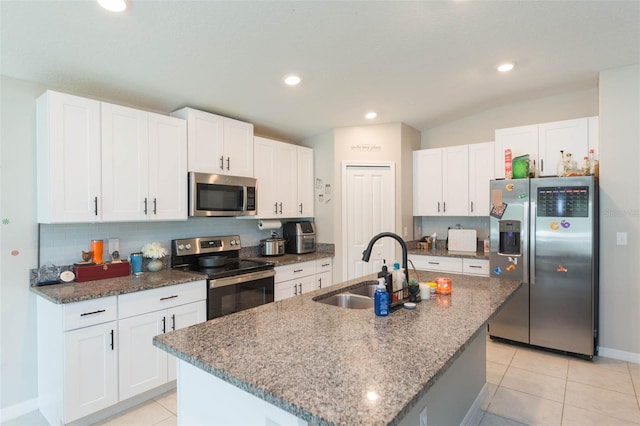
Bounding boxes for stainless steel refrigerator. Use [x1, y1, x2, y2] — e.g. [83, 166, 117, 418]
[488, 176, 599, 358]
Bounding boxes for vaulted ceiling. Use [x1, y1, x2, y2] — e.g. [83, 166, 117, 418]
[1, 1, 638, 141]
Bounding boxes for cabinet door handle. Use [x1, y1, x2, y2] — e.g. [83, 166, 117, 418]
[80, 309, 106, 317]
[294, 285, 298, 296]
[540, 159, 544, 172]
[226, 157, 230, 171]
[144, 197, 148, 215]
[318, 277, 322, 288]
[220, 156, 224, 171]
[171, 314, 176, 331]
[162, 316, 166, 334]
[279, 202, 283, 214]
[437, 202, 440, 212]
[110, 329, 115, 350]
[153, 198, 157, 215]
[160, 295, 178, 301]
[443, 202, 446, 213]
[299, 203, 303, 214]
[471, 201, 474, 212]
[298, 283, 302, 294]
[274, 203, 278, 214]
[94, 196, 98, 216]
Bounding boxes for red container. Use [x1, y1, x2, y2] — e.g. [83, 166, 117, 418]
[74, 261, 130, 283]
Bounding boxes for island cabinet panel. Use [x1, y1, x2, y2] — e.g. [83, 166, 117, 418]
[274, 260, 330, 301]
[316, 258, 333, 289]
[462, 258, 490, 276]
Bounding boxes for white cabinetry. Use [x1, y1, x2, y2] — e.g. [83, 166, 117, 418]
[274, 258, 332, 301]
[36, 281, 206, 425]
[413, 146, 469, 216]
[118, 281, 206, 399]
[494, 117, 598, 178]
[101, 103, 187, 221]
[468, 142, 495, 216]
[36, 91, 102, 223]
[36, 90, 187, 223]
[254, 136, 314, 218]
[171, 107, 254, 177]
[409, 255, 490, 277]
[37, 296, 118, 424]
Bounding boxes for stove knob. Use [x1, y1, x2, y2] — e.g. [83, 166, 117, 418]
[230, 240, 236, 246]
[177, 244, 185, 251]
[234, 239, 241, 246]
[185, 243, 192, 250]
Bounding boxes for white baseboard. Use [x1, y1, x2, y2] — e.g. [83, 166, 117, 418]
[598, 346, 640, 364]
[0, 397, 39, 423]
[461, 383, 488, 426]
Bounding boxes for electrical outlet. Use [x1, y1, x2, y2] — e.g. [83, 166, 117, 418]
[616, 232, 627, 246]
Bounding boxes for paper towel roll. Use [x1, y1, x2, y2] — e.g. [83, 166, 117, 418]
[258, 220, 282, 231]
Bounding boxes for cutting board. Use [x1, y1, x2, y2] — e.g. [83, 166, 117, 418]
[447, 229, 477, 252]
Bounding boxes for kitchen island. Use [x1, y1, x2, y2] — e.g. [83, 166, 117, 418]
[153, 271, 520, 425]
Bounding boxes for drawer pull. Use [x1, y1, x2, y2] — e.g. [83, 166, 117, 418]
[293, 269, 303, 273]
[160, 295, 178, 301]
[80, 309, 106, 317]
[469, 265, 482, 268]
[428, 262, 440, 265]
[321, 263, 330, 267]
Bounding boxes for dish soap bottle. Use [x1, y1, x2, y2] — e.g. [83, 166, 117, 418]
[374, 278, 390, 317]
[378, 260, 393, 296]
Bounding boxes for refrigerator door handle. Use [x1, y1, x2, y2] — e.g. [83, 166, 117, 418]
[529, 195, 535, 286]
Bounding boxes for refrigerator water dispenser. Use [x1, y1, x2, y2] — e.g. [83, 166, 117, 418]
[499, 221, 521, 255]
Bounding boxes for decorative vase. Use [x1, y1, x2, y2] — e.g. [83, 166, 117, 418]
[147, 258, 163, 272]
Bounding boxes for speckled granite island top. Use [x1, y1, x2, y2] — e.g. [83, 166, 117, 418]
[30, 269, 206, 304]
[153, 271, 520, 425]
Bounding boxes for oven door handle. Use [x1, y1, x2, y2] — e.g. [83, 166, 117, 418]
[208, 269, 275, 289]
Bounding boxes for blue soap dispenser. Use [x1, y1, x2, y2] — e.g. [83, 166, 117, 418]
[374, 277, 390, 317]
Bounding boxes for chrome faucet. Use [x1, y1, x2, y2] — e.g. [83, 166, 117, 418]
[361, 232, 409, 284]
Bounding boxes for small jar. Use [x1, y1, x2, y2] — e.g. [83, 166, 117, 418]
[428, 282, 437, 295]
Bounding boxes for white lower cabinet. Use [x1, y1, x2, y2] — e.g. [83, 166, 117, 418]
[37, 281, 206, 425]
[409, 254, 489, 277]
[118, 281, 206, 399]
[274, 258, 333, 301]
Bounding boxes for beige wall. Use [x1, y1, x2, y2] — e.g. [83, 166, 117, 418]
[598, 64, 640, 358]
[422, 88, 599, 148]
[302, 130, 335, 244]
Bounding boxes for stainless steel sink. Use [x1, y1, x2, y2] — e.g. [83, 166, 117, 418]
[315, 293, 374, 309]
[347, 281, 378, 298]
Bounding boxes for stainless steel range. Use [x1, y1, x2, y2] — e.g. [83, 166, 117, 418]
[171, 235, 275, 320]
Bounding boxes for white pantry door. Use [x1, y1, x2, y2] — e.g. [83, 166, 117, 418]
[343, 163, 395, 280]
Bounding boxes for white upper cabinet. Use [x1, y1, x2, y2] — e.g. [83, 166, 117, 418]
[296, 146, 314, 217]
[494, 117, 598, 178]
[254, 136, 314, 218]
[494, 125, 538, 179]
[468, 142, 495, 216]
[171, 107, 254, 177]
[36, 91, 102, 223]
[37, 91, 187, 223]
[413, 146, 468, 216]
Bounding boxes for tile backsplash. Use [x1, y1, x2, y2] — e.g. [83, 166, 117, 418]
[38, 217, 276, 266]
[415, 216, 490, 241]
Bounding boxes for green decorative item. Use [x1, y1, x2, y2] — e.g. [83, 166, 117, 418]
[512, 154, 530, 179]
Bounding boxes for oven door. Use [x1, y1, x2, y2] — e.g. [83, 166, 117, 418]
[207, 269, 275, 319]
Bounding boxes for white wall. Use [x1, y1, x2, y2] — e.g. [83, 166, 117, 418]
[598, 64, 640, 359]
[302, 130, 335, 244]
[421, 88, 598, 148]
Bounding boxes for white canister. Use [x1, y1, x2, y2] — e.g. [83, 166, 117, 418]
[419, 282, 430, 300]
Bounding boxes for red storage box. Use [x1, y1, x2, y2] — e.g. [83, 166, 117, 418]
[73, 261, 130, 282]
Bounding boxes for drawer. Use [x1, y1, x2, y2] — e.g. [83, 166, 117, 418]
[315, 258, 333, 274]
[274, 260, 316, 283]
[63, 296, 117, 331]
[408, 255, 462, 273]
[462, 259, 490, 276]
[118, 280, 206, 319]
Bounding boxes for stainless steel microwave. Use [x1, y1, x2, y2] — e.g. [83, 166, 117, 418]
[189, 172, 257, 217]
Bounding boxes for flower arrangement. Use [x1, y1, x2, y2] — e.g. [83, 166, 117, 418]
[141, 242, 167, 259]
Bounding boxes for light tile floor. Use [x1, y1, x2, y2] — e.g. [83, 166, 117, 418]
[5, 338, 640, 425]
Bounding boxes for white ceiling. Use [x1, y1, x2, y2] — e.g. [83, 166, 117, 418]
[1, 1, 639, 142]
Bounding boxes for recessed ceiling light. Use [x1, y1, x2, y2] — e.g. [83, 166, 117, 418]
[497, 62, 515, 72]
[284, 75, 301, 86]
[98, 0, 127, 12]
[365, 112, 377, 120]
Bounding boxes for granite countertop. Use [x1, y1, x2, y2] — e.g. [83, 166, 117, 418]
[153, 271, 520, 425]
[30, 269, 206, 304]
